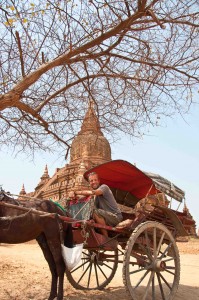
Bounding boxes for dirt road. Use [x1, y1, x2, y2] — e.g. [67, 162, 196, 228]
[0, 240, 199, 300]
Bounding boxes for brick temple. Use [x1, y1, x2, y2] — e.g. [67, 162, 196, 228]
[19, 102, 111, 206]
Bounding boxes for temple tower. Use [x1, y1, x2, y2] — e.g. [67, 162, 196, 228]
[70, 101, 111, 167]
[18, 184, 26, 200]
[25, 102, 111, 204]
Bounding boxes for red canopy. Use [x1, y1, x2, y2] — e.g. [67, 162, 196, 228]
[84, 160, 158, 201]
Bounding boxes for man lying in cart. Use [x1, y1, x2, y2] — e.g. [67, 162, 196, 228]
[68, 172, 123, 237]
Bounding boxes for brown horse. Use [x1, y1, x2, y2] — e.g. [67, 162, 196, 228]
[0, 190, 73, 300]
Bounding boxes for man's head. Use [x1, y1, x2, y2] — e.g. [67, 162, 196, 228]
[88, 172, 100, 190]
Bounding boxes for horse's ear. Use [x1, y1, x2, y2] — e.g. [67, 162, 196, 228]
[0, 192, 4, 200]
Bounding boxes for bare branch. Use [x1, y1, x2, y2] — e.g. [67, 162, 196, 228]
[15, 31, 25, 77]
[0, 0, 198, 156]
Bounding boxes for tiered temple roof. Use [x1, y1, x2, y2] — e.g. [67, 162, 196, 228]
[21, 102, 111, 205]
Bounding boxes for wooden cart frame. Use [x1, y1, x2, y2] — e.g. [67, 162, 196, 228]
[61, 159, 192, 300]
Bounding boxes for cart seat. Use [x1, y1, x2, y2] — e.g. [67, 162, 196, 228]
[66, 196, 92, 220]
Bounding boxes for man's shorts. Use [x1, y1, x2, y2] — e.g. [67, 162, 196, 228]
[93, 208, 123, 226]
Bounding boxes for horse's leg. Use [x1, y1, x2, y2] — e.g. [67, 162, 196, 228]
[63, 222, 73, 248]
[46, 237, 65, 300]
[36, 234, 58, 300]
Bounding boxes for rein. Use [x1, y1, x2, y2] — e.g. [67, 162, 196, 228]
[0, 189, 59, 203]
[0, 202, 55, 217]
[0, 191, 66, 215]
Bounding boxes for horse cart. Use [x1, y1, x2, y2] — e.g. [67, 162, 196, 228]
[61, 159, 192, 300]
[0, 159, 193, 300]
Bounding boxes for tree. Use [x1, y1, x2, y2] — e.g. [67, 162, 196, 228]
[0, 0, 198, 155]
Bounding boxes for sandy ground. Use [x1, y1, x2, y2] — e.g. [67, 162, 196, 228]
[0, 239, 199, 300]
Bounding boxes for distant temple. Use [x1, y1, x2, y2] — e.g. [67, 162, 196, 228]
[181, 203, 197, 236]
[18, 183, 26, 200]
[18, 102, 197, 235]
[20, 101, 111, 206]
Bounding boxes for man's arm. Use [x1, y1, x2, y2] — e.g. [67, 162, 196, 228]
[69, 189, 103, 198]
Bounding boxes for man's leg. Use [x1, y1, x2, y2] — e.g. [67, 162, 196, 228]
[93, 212, 108, 237]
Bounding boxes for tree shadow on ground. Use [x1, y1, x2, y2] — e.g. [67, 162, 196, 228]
[64, 284, 199, 300]
[64, 286, 131, 300]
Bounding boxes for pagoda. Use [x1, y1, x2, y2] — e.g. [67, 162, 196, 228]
[19, 102, 111, 206]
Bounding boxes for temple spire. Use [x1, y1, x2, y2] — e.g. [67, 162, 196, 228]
[79, 99, 103, 135]
[18, 183, 26, 200]
[19, 183, 26, 195]
[70, 99, 111, 164]
[41, 165, 50, 180]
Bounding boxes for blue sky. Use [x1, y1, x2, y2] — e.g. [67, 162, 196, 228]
[1, 103, 199, 231]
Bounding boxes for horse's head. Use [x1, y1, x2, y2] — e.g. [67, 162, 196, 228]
[0, 191, 18, 204]
[0, 188, 6, 201]
[38, 199, 67, 216]
[0, 190, 21, 217]
[0, 190, 13, 203]
[0, 193, 4, 201]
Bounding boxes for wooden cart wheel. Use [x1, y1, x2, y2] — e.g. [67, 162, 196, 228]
[123, 221, 180, 300]
[65, 248, 118, 290]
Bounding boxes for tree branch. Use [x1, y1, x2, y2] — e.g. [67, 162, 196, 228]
[15, 31, 25, 77]
[0, 9, 146, 111]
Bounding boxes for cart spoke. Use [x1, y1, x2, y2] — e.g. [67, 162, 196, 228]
[144, 230, 153, 260]
[134, 270, 150, 288]
[152, 274, 155, 299]
[143, 271, 155, 300]
[153, 228, 157, 259]
[94, 262, 100, 288]
[82, 251, 91, 257]
[157, 272, 166, 300]
[165, 266, 175, 270]
[157, 231, 165, 257]
[70, 258, 89, 273]
[162, 257, 174, 263]
[160, 242, 173, 259]
[100, 261, 115, 271]
[139, 243, 153, 261]
[96, 263, 108, 279]
[159, 272, 172, 290]
[164, 268, 175, 276]
[87, 262, 93, 288]
[77, 262, 92, 284]
[129, 264, 152, 275]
